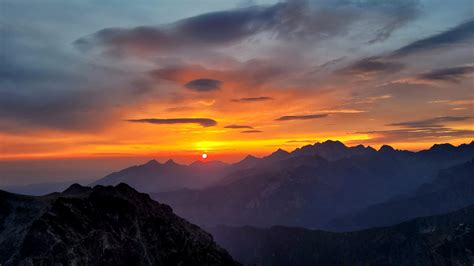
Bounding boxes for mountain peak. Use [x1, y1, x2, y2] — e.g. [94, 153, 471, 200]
[144, 159, 160, 166]
[62, 183, 91, 195]
[429, 143, 455, 151]
[320, 140, 346, 147]
[379, 145, 395, 152]
[164, 159, 178, 166]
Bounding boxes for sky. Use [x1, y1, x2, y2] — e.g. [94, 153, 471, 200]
[0, 0, 473, 184]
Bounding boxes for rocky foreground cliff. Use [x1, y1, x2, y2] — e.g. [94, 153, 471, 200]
[0, 183, 237, 266]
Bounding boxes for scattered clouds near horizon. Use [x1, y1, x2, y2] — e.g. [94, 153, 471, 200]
[127, 118, 217, 127]
[360, 116, 474, 143]
[241, 130, 263, 133]
[387, 116, 473, 128]
[184, 78, 221, 92]
[231, 96, 273, 102]
[224, 124, 253, 129]
[276, 114, 329, 121]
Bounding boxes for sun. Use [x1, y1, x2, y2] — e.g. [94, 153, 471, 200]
[201, 153, 208, 159]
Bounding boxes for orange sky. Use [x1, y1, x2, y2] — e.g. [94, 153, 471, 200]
[1, 0, 473, 170]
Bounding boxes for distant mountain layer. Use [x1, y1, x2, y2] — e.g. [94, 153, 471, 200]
[0, 184, 237, 266]
[92, 159, 230, 193]
[327, 159, 474, 231]
[210, 205, 474, 266]
[154, 141, 474, 228]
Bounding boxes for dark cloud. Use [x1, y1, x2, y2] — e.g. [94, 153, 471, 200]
[339, 57, 404, 76]
[231, 96, 273, 102]
[276, 113, 329, 121]
[387, 116, 473, 128]
[390, 19, 474, 58]
[241, 130, 263, 133]
[359, 127, 474, 143]
[225, 124, 253, 129]
[75, 0, 419, 57]
[184, 78, 221, 92]
[417, 65, 474, 82]
[127, 118, 217, 127]
[74, 4, 282, 55]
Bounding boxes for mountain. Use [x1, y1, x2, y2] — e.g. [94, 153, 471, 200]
[0, 183, 238, 266]
[92, 159, 230, 193]
[209, 205, 474, 266]
[153, 141, 474, 228]
[0, 179, 93, 196]
[327, 159, 474, 231]
[291, 140, 377, 161]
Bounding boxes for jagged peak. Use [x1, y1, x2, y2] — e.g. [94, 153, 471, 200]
[144, 159, 160, 166]
[164, 159, 178, 166]
[429, 143, 455, 151]
[62, 183, 91, 195]
[321, 140, 346, 146]
[379, 145, 395, 152]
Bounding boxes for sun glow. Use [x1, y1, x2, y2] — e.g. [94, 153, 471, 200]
[201, 153, 208, 159]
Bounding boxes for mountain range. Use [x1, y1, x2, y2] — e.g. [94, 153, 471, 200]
[210, 204, 474, 266]
[153, 141, 474, 228]
[327, 158, 474, 231]
[0, 183, 237, 265]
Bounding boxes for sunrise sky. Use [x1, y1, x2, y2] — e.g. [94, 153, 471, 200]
[0, 0, 473, 184]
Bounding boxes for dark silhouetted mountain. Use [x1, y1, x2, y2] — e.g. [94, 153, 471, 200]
[292, 140, 376, 161]
[210, 205, 474, 266]
[92, 159, 230, 193]
[153, 141, 474, 228]
[0, 179, 94, 196]
[263, 148, 291, 162]
[328, 159, 474, 231]
[0, 184, 238, 266]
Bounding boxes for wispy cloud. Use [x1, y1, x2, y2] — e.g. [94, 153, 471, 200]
[387, 116, 472, 128]
[417, 65, 474, 82]
[224, 124, 253, 129]
[338, 57, 404, 77]
[184, 78, 221, 92]
[231, 97, 273, 102]
[127, 118, 217, 127]
[390, 19, 474, 58]
[241, 130, 263, 133]
[276, 113, 329, 121]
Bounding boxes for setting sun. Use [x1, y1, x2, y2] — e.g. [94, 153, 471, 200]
[201, 153, 208, 159]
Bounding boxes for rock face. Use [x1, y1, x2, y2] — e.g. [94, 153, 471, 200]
[210, 205, 474, 266]
[0, 184, 237, 266]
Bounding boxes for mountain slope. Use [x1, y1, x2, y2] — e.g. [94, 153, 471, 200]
[0, 184, 237, 266]
[210, 205, 474, 266]
[327, 159, 474, 231]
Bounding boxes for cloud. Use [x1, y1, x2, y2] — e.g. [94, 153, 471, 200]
[276, 113, 329, 121]
[387, 116, 473, 128]
[184, 78, 221, 92]
[231, 96, 273, 102]
[224, 124, 253, 129]
[241, 130, 263, 133]
[390, 19, 474, 58]
[127, 118, 217, 127]
[339, 57, 404, 76]
[75, 0, 420, 57]
[360, 127, 474, 143]
[417, 65, 474, 82]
